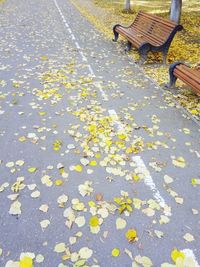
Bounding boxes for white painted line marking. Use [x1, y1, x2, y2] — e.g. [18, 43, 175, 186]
[75, 41, 80, 49]
[108, 109, 124, 131]
[182, 249, 200, 267]
[79, 51, 87, 62]
[94, 81, 108, 101]
[53, 0, 107, 100]
[71, 34, 76, 40]
[88, 65, 95, 76]
[132, 155, 171, 216]
[65, 22, 69, 28]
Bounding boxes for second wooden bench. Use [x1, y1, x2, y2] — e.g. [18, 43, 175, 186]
[166, 62, 200, 95]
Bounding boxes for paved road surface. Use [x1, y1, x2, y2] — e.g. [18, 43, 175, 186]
[0, 0, 200, 266]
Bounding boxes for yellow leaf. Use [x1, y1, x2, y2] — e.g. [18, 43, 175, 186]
[90, 160, 97, 166]
[19, 136, 26, 142]
[126, 147, 133, 154]
[74, 165, 83, 172]
[41, 56, 48, 61]
[88, 201, 95, 207]
[28, 167, 37, 173]
[117, 134, 126, 140]
[89, 216, 99, 227]
[55, 179, 64, 186]
[191, 109, 198, 115]
[125, 229, 137, 243]
[171, 248, 185, 263]
[38, 111, 46, 116]
[112, 248, 120, 257]
[19, 256, 33, 267]
[172, 157, 186, 168]
[132, 174, 139, 181]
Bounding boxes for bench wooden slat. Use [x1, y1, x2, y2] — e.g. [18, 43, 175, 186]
[175, 73, 200, 93]
[118, 27, 161, 46]
[130, 25, 168, 45]
[175, 65, 200, 83]
[139, 11, 177, 28]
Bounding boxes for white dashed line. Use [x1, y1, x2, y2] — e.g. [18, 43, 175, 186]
[94, 81, 108, 101]
[75, 41, 80, 49]
[108, 109, 124, 131]
[53, 0, 109, 101]
[132, 155, 171, 216]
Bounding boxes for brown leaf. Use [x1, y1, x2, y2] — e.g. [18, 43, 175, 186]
[95, 193, 103, 201]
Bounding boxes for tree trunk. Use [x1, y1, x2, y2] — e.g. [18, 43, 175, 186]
[125, 0, 131, 11]
[170, 0, 182, 24]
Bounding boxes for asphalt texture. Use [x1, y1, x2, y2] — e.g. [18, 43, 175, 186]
[0, 0, 200, 266]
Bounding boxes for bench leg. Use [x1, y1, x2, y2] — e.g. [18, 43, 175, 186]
[113, 29, 119, 42]
[125, 41, 132, 52]
[165, 62, 182, 88]
[162, 47, 169, 64]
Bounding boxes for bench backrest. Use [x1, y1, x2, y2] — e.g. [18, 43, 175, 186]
[131, 11, 179, 45]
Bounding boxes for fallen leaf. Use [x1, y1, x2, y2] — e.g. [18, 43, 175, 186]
[125, 229, 137, 243]
[19, 256, 33, 267]
[75, 216, 86, 227]
[112, 248, 120, 257]
[9, 200, 21, 216]
[40, 219, 50, 229]
[54, 243, 66, 253]
[28, 167, 37, 173]
[116, 218, 127, 230]
[183, 233, 195, 242]
[78, 247, 93, 259]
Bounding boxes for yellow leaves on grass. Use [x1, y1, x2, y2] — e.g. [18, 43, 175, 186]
[125, 229, 137, 243]
[19, 256, 33, 267]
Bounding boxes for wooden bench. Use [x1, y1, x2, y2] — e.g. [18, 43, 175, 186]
[113, 11, 183, 64]
[166, 62, 200, 94]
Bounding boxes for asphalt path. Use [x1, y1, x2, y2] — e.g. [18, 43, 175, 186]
[0, 0, 200, 266]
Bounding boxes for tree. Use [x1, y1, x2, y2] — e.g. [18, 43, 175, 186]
[170, 0, 182, 24]
[124, 0, 131, 11]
